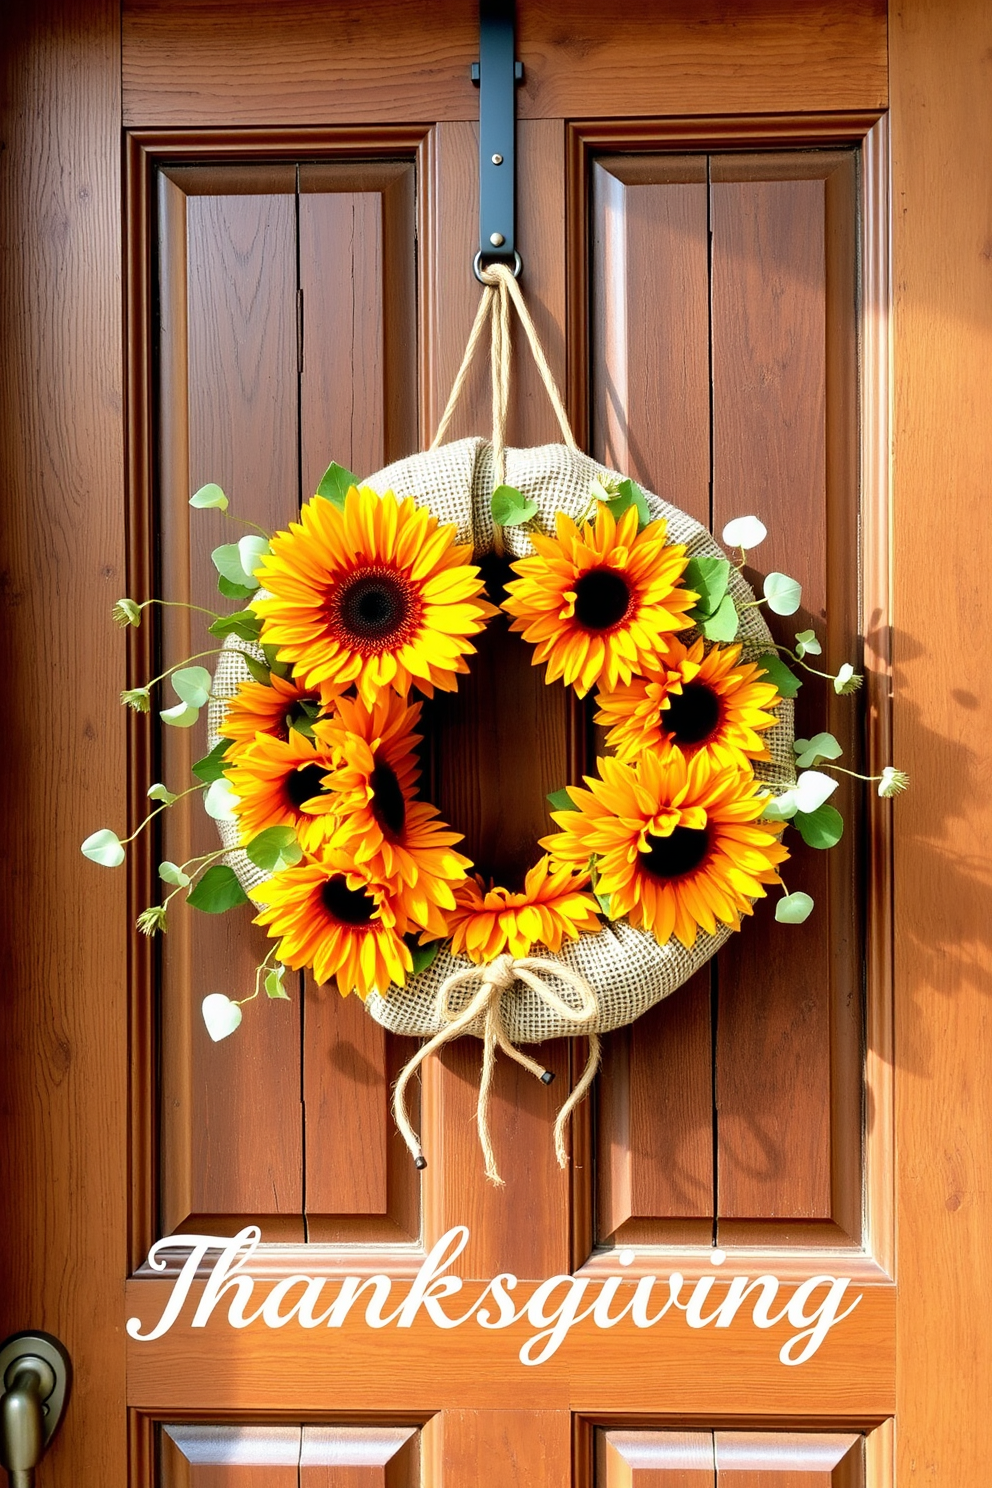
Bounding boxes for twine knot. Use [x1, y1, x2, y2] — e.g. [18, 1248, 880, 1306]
[393, 953, 602, 1186]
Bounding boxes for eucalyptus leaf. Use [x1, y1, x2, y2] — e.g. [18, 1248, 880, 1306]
[793, 770, 839, 814]
[160, 700, 200, 728]
[242, 653, 272, 687]
[201, 992, 242, 1041]
[81, 828, 125, 867]
[217, 574, 256, 601]
[763, 571, 803, 616]
[192, 738, 232, 784]
[754, 652, 802, 699]
[682, 556, 730, 619]
[762, 793, 798, 821]
[246, 825, 303, 872]
[211, 542, 258, 589]
[159, 860, 192, 888]
[190, 482, 228, 511]
[408, 939, 441, 977]
[700, 592, 739, 642]
[209, 610, 263, 642]
[237, 535, 270, 586]
[795, 628, 822, 658]
[188, 864, 250, 914]
[171, 665, 212, 708]
[794, 802, 844, 850]
[490, 484, 538, 527]
[315, 460, 358, 508]
[775, 891, 815, 924]
[147, 782, 179, 806]
[793, 732, 843, 768]
[203, 777, 240, 821]
[547, 788, 577, 813]
[722, 515, 767, 550]
[264, 965, 291, 1000]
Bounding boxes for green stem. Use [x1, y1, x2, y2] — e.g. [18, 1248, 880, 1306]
[236, 944, 280, 1006]
[140, 598, 222, 621]
[769, 642, 838, 682]
[821, 764, 883, 784]
[222, 510, 271, 540]
[143, 648, 225, 692]
[121, 783, 204, 845]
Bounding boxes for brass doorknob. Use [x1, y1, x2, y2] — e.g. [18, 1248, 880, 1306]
[0, 1335, 70, 1488]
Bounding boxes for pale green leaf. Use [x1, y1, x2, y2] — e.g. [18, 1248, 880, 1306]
[246, 825, 303, 872]
[264, 965, 291, 1000]
[160, 700, 200, 728]
[700, 592, 739, 642]
[763, 571, 803, 616]
[192, 739, 232, 784]
[147, 782, 179, 805]
[682, 555, 730, 619]
[81, 828, 125, 867]
[190, 482, 228, 511]
[159, 860, 191, 888]
[237, 535, 270, 586]
[775, 891, 815, 924]
[203, 778, 239, 821]
[171, 665, 212, 707]
[794, 628, 822, 657]
[793, 732, 843, 768]
[315, 461, 358, 508]
[491, 484, 538, 527]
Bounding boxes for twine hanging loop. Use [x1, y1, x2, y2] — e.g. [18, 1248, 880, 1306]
[393, 952, 602, 1186]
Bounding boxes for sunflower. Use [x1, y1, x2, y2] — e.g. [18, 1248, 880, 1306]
[542, 752, 788, 949]
[224, 729, 338, 856]
[222, 672, 328, 754]
[595, 637, 782, 770]
[250, 857, 412, 1000]
[312, 691, 423, 813]
[501, 504, 698, 697]
[252, 485, 497, 707]
[447, 855, 602, 963]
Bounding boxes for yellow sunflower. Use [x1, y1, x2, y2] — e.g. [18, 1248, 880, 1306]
[312, 690, 422, 811]
[542, 752, 788, 949]
[250, 857, 412, 1000]
[501, 504, 698, 697]
[222, 671, 329, 754]
[224, 729, 338, 856]
[595, 637, 782, 770]
[447, 855, 602, 963]
[252, 484, 497, 707]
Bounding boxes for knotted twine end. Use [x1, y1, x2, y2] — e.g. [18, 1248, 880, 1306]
[392, 952, 601, 1186]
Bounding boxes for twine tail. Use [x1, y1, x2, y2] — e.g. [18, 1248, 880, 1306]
[478, 1001, 505, 1186]
[392, 980, 494, 1171]
[553, 1032, 602, 1169]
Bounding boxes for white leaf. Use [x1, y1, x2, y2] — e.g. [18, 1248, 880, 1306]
[793, 770, 839, 814]
[203, 777, 240, 821]
[722, 515, 767, 549]
[238, 535, 271, 584]
[159, 860, 191, 888]
[201, 993, 242, 1042]
[81, 828, 125, 867]
[160, 701, 200, 728]
[762, 792, 798, 821]
[147, 782, 179, 805]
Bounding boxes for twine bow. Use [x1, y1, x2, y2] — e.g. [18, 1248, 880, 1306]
[393, 953, 602, 1186]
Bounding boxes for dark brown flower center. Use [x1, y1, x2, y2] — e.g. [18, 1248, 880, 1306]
[284, 763, 328, 810]
[640, 826, 710, 880]
[663, 682, 722, 746]
[370, 760, 406, 837]
[573, 567, 632, 631]
[329, 566, 420, 653]
[321, 875, 377, 926]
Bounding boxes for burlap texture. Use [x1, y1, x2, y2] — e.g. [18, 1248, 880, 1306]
[209, 439, 795, 1040]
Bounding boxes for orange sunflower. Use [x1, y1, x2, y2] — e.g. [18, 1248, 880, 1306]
[542, 752, 788, 949]
[595, 637, 782, 770]
[249, 856, 412, 1000]
[252, 484, 497, 707]
[224, 729, 338, 856]
[222, 671, 329, 754]
[310, 691, 468, 937]
[447, 855, 602, 963]
[501, 504, 698, 697]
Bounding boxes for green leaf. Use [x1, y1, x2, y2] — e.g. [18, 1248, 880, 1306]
[190, 482, 228, 511]
[547, 788, 577, 813]
[246, 825, 303, 873]
[237, 535, 270, 585]
[754, 652, 802, 699]
[171, 665, 212, 707]
[794, 802, 844, 850]
[265, 964, 291, 1000]
[81, 828, 125, 867]
[242, 653, 272, 687]
[775, 891, 815, 924]
[159, 860, 191, 888]
[147, 782, 179, 806]
[212, 542, 258, 590]
[261, 643, 293, 680]
[209, 610, 263, 642]
[203, 777, 239, 821]
[793, 732, 843, 768]
[700, 592, 739, 642]
[160, 700, 200, 728]
[683, 556, 730, 619]
[192, 738, 232, 783]
[794, 628, 822, 658]
[490, 484, 538, 527]
[763, 571, 803, 616]
[594, 890, 614, 918]
[762, 792, 798, 821]
[408, 938, 441, 977]
[187, 864, 249, 913]
[315, 460, 359, 508]
[218, 574, 256, 601]
[607, 478, 651, 529]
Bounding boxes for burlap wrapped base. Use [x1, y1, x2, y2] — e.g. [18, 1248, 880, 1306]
[209, 438, 795, 1043]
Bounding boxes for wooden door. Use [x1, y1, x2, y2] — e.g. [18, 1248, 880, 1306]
[2, 2, 991, 1485]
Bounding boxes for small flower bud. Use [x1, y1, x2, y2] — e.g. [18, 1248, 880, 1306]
[878, 766, 909, 798]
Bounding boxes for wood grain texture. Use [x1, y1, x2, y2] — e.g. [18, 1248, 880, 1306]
[890, 0, 992, 1481]
[156, 172, 305, 1234]
[301, 1425, 418, 1486]
[422, 1410, 570, 1488]
[121, 0, 886, 128]
[162, 1425, 300, 1488]
[0, 6, 127, 1488]
[714, 1431, 861, 1484]
[598, 1429, 713, 1486]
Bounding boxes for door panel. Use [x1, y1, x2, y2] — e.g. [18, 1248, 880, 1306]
[597, 1432, 863, 1487]
[161, 1425, 419, 1487]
